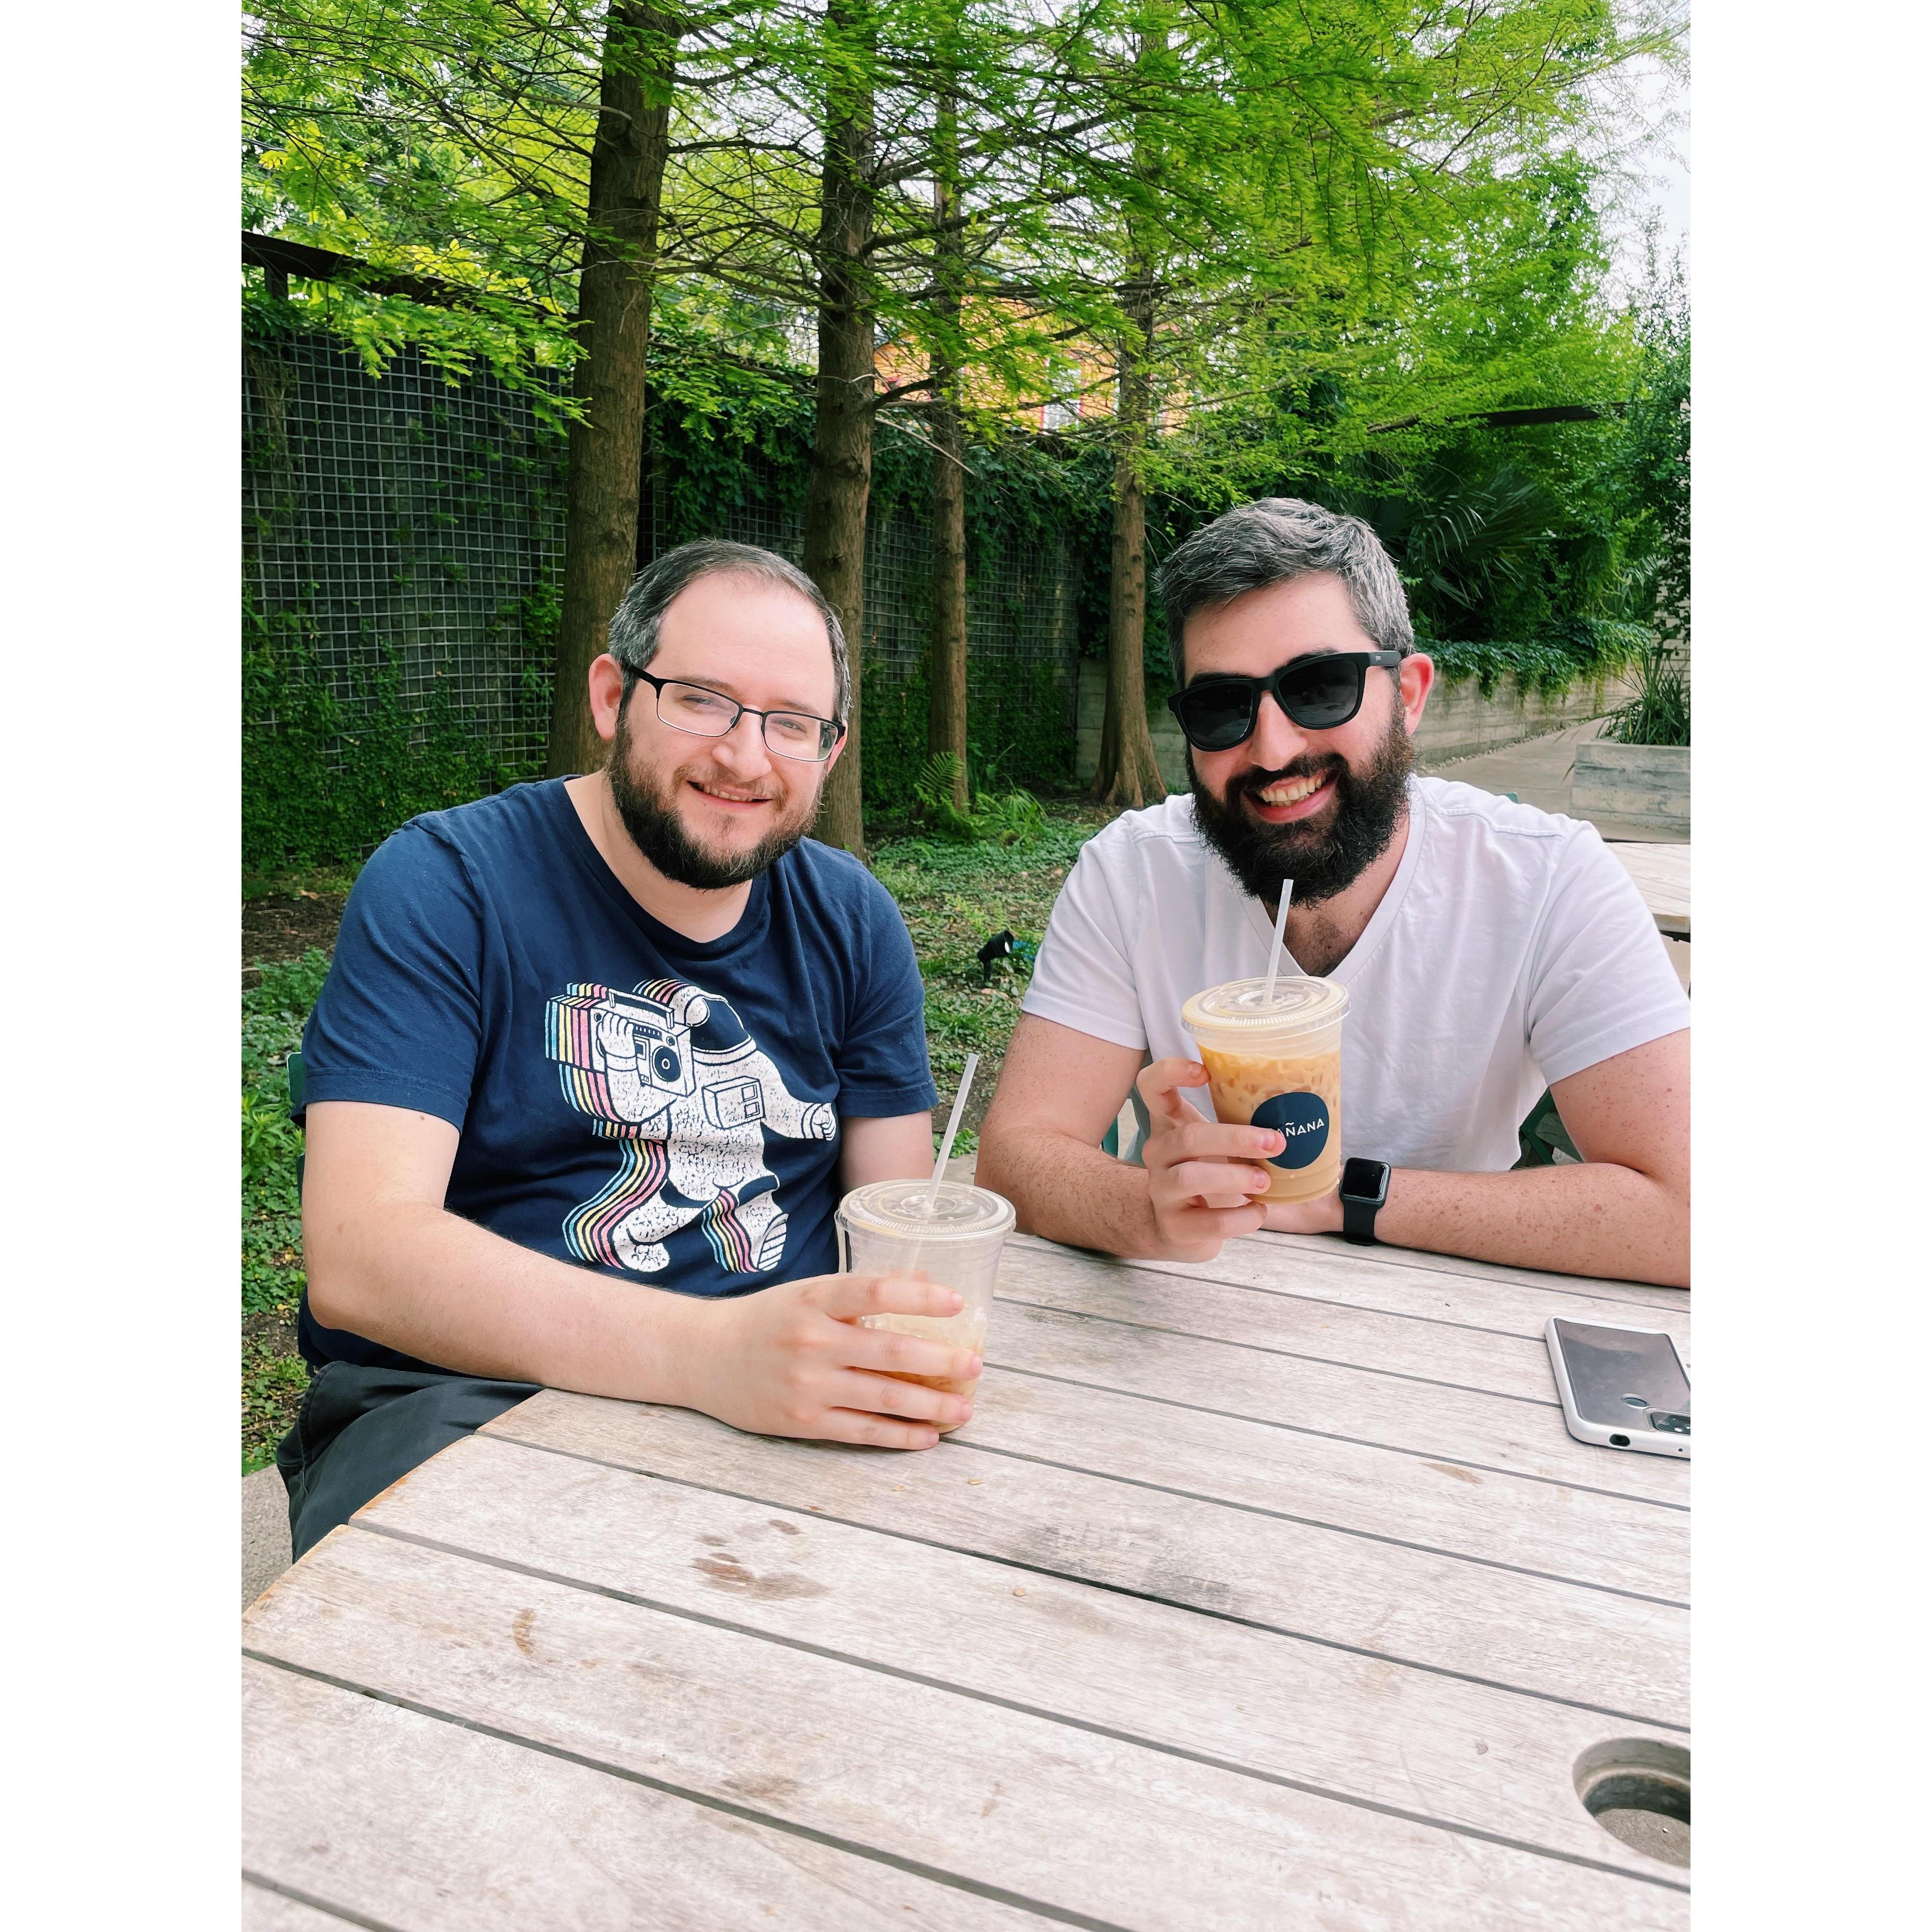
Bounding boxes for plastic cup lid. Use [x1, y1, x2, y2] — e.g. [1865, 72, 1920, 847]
[1182, 975, 1350, 1034]
[837, 1178, 1016, 1241]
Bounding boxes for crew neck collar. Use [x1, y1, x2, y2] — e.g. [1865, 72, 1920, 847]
[542, 776, 773, 959]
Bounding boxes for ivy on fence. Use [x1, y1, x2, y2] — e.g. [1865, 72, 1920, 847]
[243, 587, 557, 870]
[243, 312, 1652, 875]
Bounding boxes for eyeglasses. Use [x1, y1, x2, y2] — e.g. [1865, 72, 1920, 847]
[625, 667, 845, 763]
[1166, 650, 1406, 752]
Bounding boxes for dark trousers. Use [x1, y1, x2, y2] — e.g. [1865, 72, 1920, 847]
[276, 1363, 539, 1559]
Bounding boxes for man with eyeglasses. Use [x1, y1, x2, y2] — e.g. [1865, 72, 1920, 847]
[977, 498, 1690, 1287]
[281, 541, 975, 1559]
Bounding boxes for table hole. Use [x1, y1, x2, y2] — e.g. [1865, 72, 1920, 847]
[1573, 1738, 1690, 1868]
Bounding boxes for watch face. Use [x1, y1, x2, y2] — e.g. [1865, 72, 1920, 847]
[1340, 1158, 1387, 1201]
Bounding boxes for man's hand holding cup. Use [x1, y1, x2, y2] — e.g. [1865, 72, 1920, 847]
[670, 1271, 982, 1450]
[1136, 1057, 1287, 1260]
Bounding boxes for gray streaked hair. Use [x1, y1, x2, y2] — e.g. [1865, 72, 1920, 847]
[608, 539, 850, 723]
[1157, 497, 1414, 680]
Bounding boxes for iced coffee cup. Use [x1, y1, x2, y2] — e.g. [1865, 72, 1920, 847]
[835, 1179, 1014, 1429]
[1181, 976, 1350, 1205]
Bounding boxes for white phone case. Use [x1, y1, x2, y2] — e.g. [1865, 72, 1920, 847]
[1544, 1318, 1690, 1460]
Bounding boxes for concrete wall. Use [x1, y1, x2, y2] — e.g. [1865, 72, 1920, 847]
[1571, 741, 1690, 835]
[1413, 669, 1635, 768]
[1075, 657, 1634, 791]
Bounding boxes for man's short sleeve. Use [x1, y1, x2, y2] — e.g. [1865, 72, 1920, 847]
[1020, 837, 1149, 1052]
[835, 877, 941, 1118]
[1526, 829, 1691, 1087]
[299, 823, 485, 1130]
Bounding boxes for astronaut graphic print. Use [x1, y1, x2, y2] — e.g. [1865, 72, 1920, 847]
[545, 976, 836, 1277]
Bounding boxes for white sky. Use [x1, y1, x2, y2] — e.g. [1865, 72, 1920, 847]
[1601, 41, 1690, 299]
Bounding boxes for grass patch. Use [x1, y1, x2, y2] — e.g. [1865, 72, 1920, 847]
[242, 950, 330, 1470]
[243, 1326, 308, 1474]
[244, 863, 364, 902]
[236, 797, 1119, 1463]
[872, 799, 1117, 1135]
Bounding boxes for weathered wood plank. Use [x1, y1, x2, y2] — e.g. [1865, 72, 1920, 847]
[953, 1369, 1684, 1595]
[986, 1300, 1691, 1506]
[999, 1247, 1602, 1403]
[1007, 1235, 1692, 1355]
[241, 1883, 366, 1932]
[248, 1529, 1687, 1930]
[481, 1393, 1688, 1726]
[1607, 843, 1691, 930]
[1119, 1228, 1695, 1316]
[243, 1656, 1051, 1932]
[350, 1431, 1690, 1883]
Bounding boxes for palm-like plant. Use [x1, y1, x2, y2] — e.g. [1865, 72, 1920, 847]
[1603, 639, 1690, 747]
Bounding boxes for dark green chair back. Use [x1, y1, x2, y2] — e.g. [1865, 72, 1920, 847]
[288, 1050, 307, 1191]
[1514, 1088, 1579, 1168]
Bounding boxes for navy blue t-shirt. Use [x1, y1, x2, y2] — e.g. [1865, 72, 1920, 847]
[297, 779, 937, 1372]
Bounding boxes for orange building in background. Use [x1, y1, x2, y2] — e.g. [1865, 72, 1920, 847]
[873, 303, 1119, 437]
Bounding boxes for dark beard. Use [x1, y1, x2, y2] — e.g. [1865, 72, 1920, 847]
[1188, 691, 1414, 907]
[608, 707, 818, 890]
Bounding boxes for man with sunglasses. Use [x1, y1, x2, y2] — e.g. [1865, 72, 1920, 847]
[280, 541, 973, 1560]
[978, 498, 1690, 1287]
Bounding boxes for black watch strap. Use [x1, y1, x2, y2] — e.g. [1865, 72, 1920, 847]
[1339, 1158, 1391, 1246]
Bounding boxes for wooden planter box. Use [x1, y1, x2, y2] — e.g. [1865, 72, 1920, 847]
[1571, 740, 1690, 835]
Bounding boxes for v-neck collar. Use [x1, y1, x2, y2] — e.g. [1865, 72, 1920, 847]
[1235, 775, 1428, 984]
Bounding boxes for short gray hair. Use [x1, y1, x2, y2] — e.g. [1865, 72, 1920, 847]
[1157, 497, 1414, 680]
[608, 539, 850, 722]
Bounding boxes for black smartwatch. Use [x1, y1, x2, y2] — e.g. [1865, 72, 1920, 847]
[1339, 1158, 1391, 1245]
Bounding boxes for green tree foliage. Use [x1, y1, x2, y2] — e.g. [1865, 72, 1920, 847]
[1111, 114, 1689, 696]
[242, 0, 1688, 836]
[1053, 0, 1684, 791]
[242, 0, 597, 398]
[1610, 226, 1690, 650]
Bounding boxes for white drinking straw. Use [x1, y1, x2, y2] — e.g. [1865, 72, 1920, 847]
[1263, 883, 1296, 1002]
[926, 1051, 980, 1209]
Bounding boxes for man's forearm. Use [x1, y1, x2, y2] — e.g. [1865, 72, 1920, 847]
[1349, 1162, 1689, 1288]
[977, 1126, 1175, 1259]
[305, 1202, 708, 1403]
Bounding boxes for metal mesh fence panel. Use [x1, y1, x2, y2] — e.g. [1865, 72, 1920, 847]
[243, 329, 565, 779]
[243, 327, 1083, 865]
[644, 446, 1081, 788]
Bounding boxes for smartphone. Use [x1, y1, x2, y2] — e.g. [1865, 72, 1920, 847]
[1545, 1318, 1690, 1459]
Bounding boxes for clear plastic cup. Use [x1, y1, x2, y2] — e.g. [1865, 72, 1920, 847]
[835, 1179, 1014, 1428]
[1181, 976, 1351, 1205]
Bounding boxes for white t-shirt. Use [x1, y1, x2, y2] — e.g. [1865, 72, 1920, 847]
[1022, 777, 1690, 1173]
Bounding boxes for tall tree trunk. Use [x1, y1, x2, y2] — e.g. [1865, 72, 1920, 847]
[546, 5, 678, 779]
[802, 0, 878, 858]
[926, 67, 969, 811]
[1092, 15, 1170, 809]
[1092, 269, 1168, 807]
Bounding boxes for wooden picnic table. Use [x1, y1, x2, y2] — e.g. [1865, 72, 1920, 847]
[1607, 841, 1691, 939]
[242, 1228, 1691, 1930]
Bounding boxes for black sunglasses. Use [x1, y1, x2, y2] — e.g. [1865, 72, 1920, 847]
[1166, 650, 1406, 751]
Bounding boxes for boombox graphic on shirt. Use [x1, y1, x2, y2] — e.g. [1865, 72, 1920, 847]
[545, 977, 834, 1276]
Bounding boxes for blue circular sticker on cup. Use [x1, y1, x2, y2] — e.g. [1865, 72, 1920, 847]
[1251, 1092, 1330, 1169]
